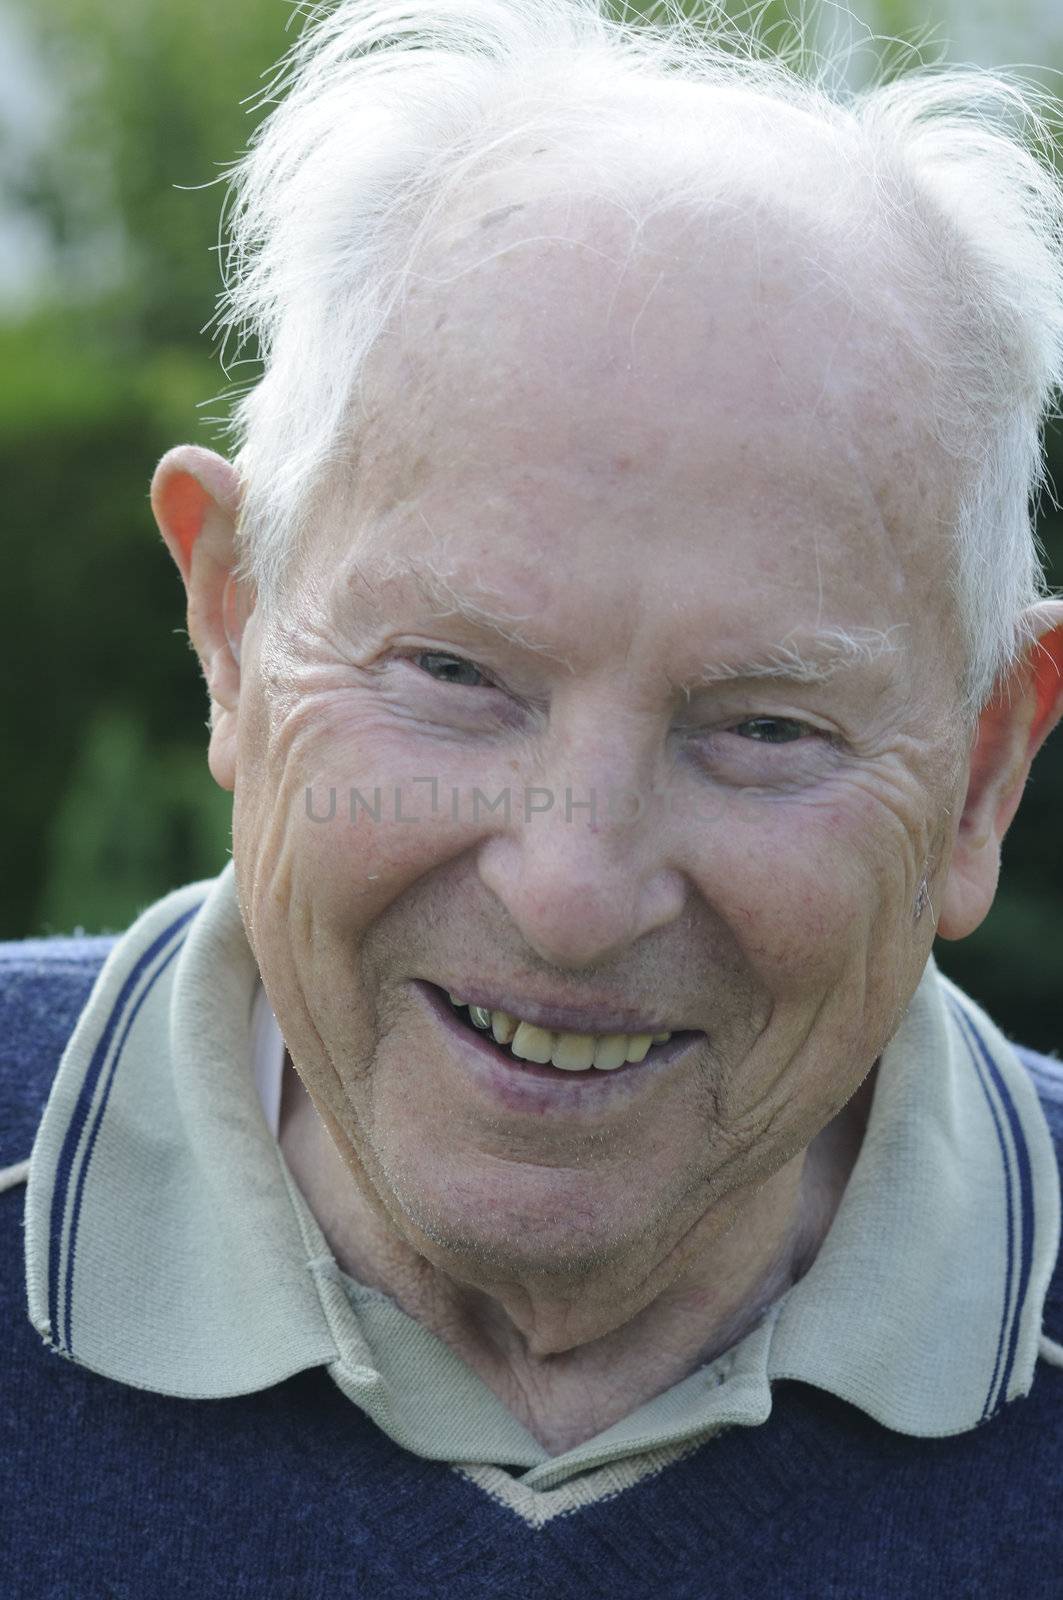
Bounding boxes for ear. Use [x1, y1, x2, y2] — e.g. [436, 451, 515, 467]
[937, 600, 1063, 940]
[150, 445, 250, 793]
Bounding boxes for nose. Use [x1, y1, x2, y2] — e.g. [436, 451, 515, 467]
[475, 738, 687, 971]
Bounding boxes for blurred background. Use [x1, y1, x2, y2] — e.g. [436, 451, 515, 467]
[0, 0, 1059, 1047]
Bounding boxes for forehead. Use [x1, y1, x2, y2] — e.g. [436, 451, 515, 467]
[380, 188, 932, 428]
[327, 193, 959, 679]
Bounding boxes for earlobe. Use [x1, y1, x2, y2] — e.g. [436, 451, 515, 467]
[936, 604, 1063, 941]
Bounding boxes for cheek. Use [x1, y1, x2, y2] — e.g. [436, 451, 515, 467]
[255, 707, 506, 939]
[692, 785, 922, 996]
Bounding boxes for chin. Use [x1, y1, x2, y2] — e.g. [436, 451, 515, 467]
[380, 1148, 667, 1281]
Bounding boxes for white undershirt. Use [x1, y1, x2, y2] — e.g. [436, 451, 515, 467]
[250, 981, 285, 1139]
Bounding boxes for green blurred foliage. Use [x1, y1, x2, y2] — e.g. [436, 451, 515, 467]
[1, 0, 1060, 1048]
[2, 0, 291, 941]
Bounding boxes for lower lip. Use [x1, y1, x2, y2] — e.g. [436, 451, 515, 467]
[410, 979, 701, 1111]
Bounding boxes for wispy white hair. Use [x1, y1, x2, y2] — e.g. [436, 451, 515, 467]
[216, 0, 1063, 716]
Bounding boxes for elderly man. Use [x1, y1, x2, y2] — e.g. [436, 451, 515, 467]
[4, 0, 1063, 1593]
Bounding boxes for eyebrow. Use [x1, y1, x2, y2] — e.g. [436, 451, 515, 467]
[676, 625, 909, 695]
[352, 552, 907, 689]
[353, 551, 578, 668]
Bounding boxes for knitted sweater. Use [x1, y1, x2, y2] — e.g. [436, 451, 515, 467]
[2, 935, 1061, 1599]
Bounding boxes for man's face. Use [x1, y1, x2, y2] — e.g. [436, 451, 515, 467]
[231, 202, 967, 1305]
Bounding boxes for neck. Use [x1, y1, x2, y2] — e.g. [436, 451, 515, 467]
[278, 1057, 876, 1454]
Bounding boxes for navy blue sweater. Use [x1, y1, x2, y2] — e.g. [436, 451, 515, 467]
[2, 937, 1062, 1599]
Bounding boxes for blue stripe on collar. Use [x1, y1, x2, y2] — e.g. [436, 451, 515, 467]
[47, 902, 204, 1354]
[947, 995, 1035, 1420]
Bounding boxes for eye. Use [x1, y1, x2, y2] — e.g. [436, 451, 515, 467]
[412, 651, 493, 688]
[730, 717, 812, 744]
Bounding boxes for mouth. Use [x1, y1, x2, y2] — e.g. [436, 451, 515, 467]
[413, 979, 702, 1084]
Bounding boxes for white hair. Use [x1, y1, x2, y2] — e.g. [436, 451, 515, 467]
[215, 0, 1063, 716]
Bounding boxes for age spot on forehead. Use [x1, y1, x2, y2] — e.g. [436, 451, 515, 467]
[479, 202, 528, 230]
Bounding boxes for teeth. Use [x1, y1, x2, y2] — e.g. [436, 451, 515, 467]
[447, 991, 676, 1072]
[510, 1022, 555, 1064]
[592, 1034, 630, 1071]
[490, 1010, 518, 1045]
[549, 1033, 597, 1071]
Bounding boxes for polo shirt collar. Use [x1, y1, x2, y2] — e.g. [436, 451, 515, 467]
[24, 860, 1060, 1491]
